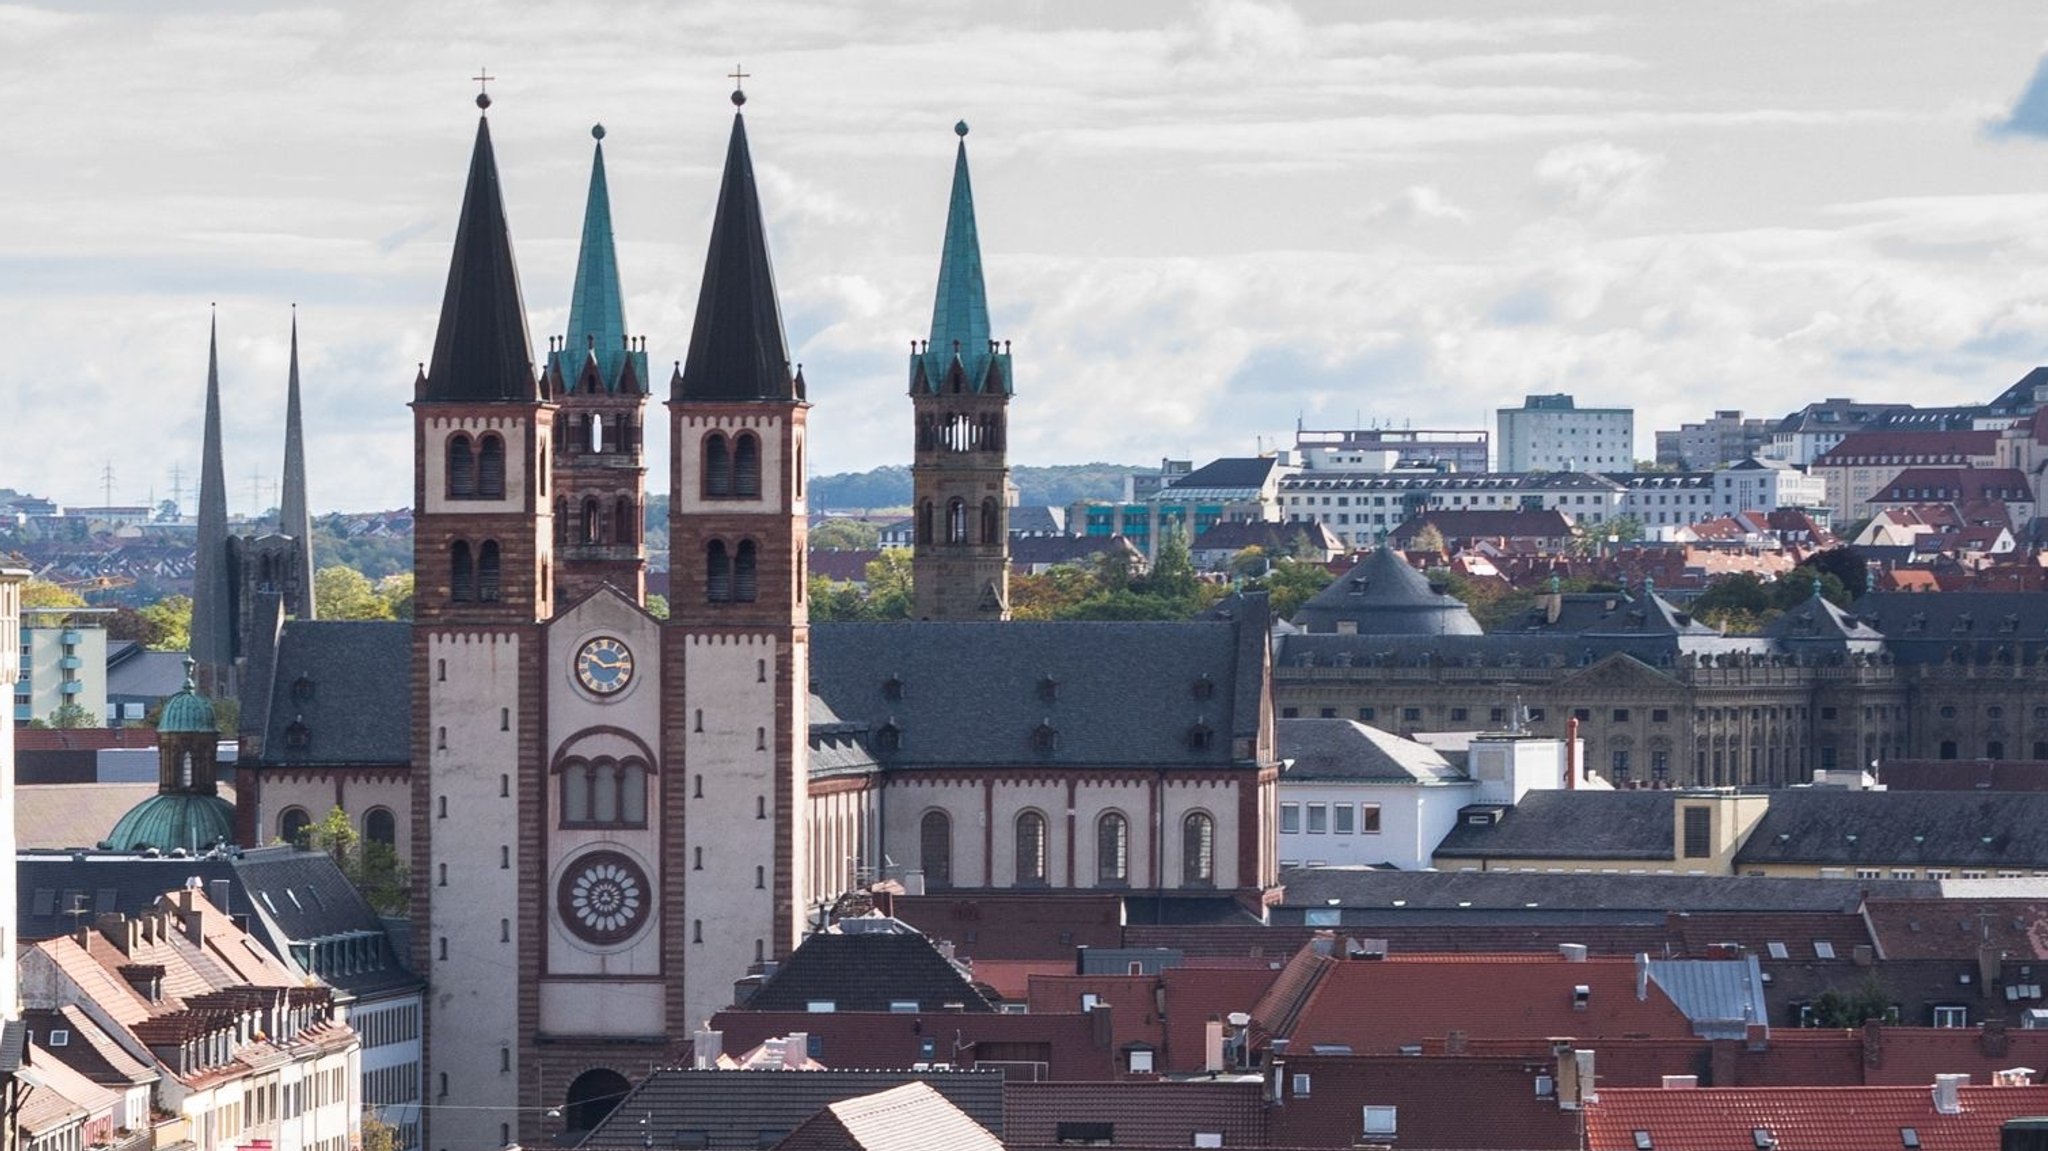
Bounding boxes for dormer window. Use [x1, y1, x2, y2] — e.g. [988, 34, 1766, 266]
[1186, 724, 1213, 752]
[874, 723, 901, 754]
[1037, 675, 1059, 703]
[1192, 675, 1215, 701]
[1031, 722, 1059, 755]
[883, 675, 904, 702]
[285, 718, 311, 750]
[291, 674, 315, 704]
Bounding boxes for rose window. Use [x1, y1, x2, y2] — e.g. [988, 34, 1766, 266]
[556, 850, 650, 946]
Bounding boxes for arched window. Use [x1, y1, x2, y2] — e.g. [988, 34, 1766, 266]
[1016, 811, 1049, 885]
[980, 498, 1000, 545]
[451, 541, 474, 602]
[560, 757, 650, 827]
[920, 810, 952, 890]
[478, 540, 502, 602]
[447, 434, 476, 499]
[947, 498, 967, 544]
[1097, 812, 1128, 885]
[734, 432, 762, 498]
[917, 501, 935, 546]
[554, 497, 568, 547]
[735, 540, 759, 602]
[477, 434, 506, 499]
[562, 1069, 632, 1136]
[364, 808, 397, 847]
[706, 540, 732, 602]
[1182, 812, 1215, 886]
[614, 497, 635, 545]
[703, 433, 732, 498]
[582, 497, 602, 545]
[279, 807, 312, 846]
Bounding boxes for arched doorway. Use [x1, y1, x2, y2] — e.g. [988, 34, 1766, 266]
[563, 1068, 632, 1135]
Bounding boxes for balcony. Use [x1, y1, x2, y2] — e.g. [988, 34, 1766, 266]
[60, 630, 81, 645]
[59, 679, 82, 695]
[59, 656, 80, 671]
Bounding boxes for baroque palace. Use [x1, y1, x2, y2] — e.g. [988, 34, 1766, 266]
[206, 85, 1279, 1151]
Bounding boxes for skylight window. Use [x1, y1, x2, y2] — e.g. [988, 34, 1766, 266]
[1814, 941, 1836, 960]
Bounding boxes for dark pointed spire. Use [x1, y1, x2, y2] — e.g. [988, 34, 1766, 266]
[926, 120, 990, 386]
[675, 95, 796, 403]
[280, 309, 315, 619]
[424, 108, 538, 402]
[190, 312, 233, 679]
[561, 124, 633, 393]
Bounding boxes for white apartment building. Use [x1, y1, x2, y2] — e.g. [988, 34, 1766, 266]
[1279, 472, 1629, 549]
[15, 615, 107, 726]
[1496, 394, 1635, 473]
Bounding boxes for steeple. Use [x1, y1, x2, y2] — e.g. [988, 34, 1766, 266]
[280, 310, 316, 619]
[555, 125, 642, 395]
[422, 105, 539, 403]
[675, 96, 799, 403]
[190, 314, 234, 688]
[916, 120, 999, 395]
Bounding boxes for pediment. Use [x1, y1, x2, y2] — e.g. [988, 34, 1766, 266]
[1556, 651, 1680, 693]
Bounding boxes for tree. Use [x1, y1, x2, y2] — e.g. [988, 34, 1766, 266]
[810, 519, 882, 551]
[136, 595, 192, 651]
[1604, 516, 1645, 543]
[1800, 546, 1871, 599]
[1247, 558, 1336, 619]
[1227, 546, 1270, 580]
[644, 594, 670, 620]
[361, 1115, 400, 1151]
[1407, 524, 1447, 556]
[863, 550, 914, 620]
[300, 805, 409, 914]
[1142, 529, 1198, 604]
[20, 580, 85, 611]
[1689, 573, 1773, 631]
[376, 573, 415, 620]
[46, 703, 96, 728]
[1807, 975, 1894, 1028]
[314, 565, 394, 621]
[1010, 566, 1103, 621]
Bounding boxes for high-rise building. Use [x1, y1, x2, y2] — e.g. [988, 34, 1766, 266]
[1496, 393, 1634, 473]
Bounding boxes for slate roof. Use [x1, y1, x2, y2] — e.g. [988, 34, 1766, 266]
[775, 1081, 1004, 1151]
[1432, 790, 1680, 860]
[1585, 1084, 2048, 1151]
[743, 924, 995, 1013]
[1293, 547, 1483, 636]
[1007, 505, 1064, 536]
[105, 644, 194, 701]
[1849, 591, 2048, 663]
[578, 1069, 1006, 1151]
[1763, 593, 1886, 645]
[1009, 535, 1139, 569]
[1277, 719, 1465, 783]
[1188, 519, 1341, 555]
[1870, 467, 2034, 505]
[1391, 509, 1574, 544]
[809, 619, 1258, 768]
[251, 621, 411, 766]
[1271, 868, 1937, 912]
[1162, 457, 1280, 493]
[1734, 789, 2048, 870]
[678, 107, 799, 403]
[17, 845, 418, 999]
[423, 112, 539, 403]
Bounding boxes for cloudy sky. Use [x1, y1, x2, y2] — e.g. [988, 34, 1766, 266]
[10, 0, 2048, 514]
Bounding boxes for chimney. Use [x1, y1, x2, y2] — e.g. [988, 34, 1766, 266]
[1662, 1075, 1698, 1089]
[208, 880, 232, 917]
[786, 1032, 808, 1065]
[1091, 1002, 1114, 1050]
[1636, 953, 1651, 1002]
[1559, 943, 1589, 963]
[1575, 1050, 1598, 1107]
[1994, 1067, 2035, 1087]
[762, 1038, 787, 1069]
[1933, 1073, 1968, 1115]
[1566, 717, 1579, 788]
[692, 1028, 723, 1069]
[1445, 1030, 1468, 1056]
[1204, 1018, 1225, 1072]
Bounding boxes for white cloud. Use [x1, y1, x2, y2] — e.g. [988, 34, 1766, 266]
[1534, 140, 1663, 215]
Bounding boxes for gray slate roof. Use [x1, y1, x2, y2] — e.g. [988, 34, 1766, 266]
[744, 925, 995, 1013]
[1432, 790, 1680, 860]
[579, 1069, 1006, 1151]
[1162, 457, 1279, 493]
[1273, 867, 1938, 912]
[1734, 789, 2048, 870]
[810, 618, 1259, 768]
[1277, 719, 1465, 784]
[1293, 547, 1482, 636]
[252, 621, 411, 766]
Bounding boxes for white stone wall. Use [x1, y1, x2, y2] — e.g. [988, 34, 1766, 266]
[422, 631, 522, 1151]
[806, 785, 877, 901]
[419, 416, 532, 513]
[671, 414, 791, 514]
[253, 776, 410, 856]
[1276, 780, 1475, 870]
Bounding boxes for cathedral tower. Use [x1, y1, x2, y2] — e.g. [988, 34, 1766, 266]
[664, 86, 811, 1028]
[190, 316, 235, 692]
[279, 311, 316, 619]
[909, 122, 1012, 620]
[548, 124, 650, 606]
[408, 91, 554, 1151]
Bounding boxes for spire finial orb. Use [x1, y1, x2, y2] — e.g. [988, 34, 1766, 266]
[955, 119, 969, 138]
[592, 123, 606, 140]
[472, 67, 495, 111]
[729, 63, 751, 107]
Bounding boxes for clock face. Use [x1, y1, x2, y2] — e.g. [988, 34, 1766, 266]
[557, 850, 650, 946]
[575, 636, 634, 695]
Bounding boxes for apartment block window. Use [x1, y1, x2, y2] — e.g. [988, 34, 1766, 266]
[1933, 1006, 1967, 1028]
[1652, 709, 1669, 723]
[1401, 707, 1422, 722]
[1612, 709, 1630, 722]
[1280, 802, 1301, 834]
[1573, 708, 1592, 722]
[1357, 707, 1376, 722]
[1333, 804, 1355, 835]
[1450, 707, 1469, 723]
[1360, 804, 1382, 834]
[1306, 804, 1328, 834]
[1682, 806, 1711, 859]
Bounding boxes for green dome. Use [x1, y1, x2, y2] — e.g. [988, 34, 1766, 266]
[105, 793, 236, 853]
[158, 658, 217, 734]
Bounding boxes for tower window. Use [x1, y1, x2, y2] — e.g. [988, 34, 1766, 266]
[559, 756, 649, 828]
[1182, 811, 1216, 885]
[706, 540, 732, 602]
[1015, 811, 1048, 885]
[981, 497, 1000, 545]
[735, 540, 759, 602]
[478, 540, 502, 602]
[582, 497, 602, 545]
[477, 434, 506, 499]
[553, 497, 568, 547]
[614, 496, 635, 545]
[734, 432, 762, 498]
[917, 501, 934, 546]
[703, 433, 732, 498]
[447, 434, 477, 499]
[451, 541, 474, 602]
[946, 498, 967, 544]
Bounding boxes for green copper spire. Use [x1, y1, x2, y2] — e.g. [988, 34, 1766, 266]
[555, 124, 644, 393]
[912, 121, 1010, 396]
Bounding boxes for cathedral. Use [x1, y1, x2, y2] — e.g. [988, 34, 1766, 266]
[217, 83, 1280, 1151]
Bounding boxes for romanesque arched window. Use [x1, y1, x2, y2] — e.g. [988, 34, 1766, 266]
[706, 540, 732, 602]
[917, 501, 935, 546]
[447, 434, 476, 499]
[947, 498, 967, 544]
[554, 497, 568, 547]
[477, 434, 506, 499]
[279, 807, 312, 846]
[980, 498, 1000, 545]
[478, 540, 502, 602]
[364, 807, 397, 847]
[582, 497, 602, 545]
[734, 432, 762, 498]
[1097, 812, 1129, 885]
[614, 497, 635, 545]
[451, 541, 474, 602]
[920, 810, 952, 890]
[1182, 811, 1215, 886]
[704, 432, 732, 498]
[1015, 810, 1048, 885]
[560, 757, 650, 827]
[735, 540, 759, 602]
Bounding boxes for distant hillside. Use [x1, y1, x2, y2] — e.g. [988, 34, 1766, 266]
[810, 463, 1142, 511]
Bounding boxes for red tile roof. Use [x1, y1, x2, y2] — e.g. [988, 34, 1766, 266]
[1004, 1080, 1268, 1148]
[1267, 1053, 1582, 1150]
[1585, 1083, 2048, 1151]
[1863, 898, 2048, 961]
